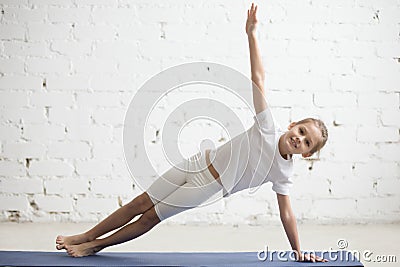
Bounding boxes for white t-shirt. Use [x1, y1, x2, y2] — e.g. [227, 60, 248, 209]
[209, 108, 293, 197]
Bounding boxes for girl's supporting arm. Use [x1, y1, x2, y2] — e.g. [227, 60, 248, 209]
[276, 193, 328, 262]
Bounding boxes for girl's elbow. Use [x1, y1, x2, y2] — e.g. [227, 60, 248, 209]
[251, 76, 265, 85]
[280, 211, 294, 222]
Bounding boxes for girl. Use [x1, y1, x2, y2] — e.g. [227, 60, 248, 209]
[56, 3, 328, 262]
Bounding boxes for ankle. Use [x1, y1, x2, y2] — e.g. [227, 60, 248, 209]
[91, 239, 105, 252]
[83, 232, 95, 242]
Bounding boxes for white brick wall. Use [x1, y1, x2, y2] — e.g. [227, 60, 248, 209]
[0, 0, 399, 224]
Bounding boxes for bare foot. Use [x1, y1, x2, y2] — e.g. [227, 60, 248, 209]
[66, 241, 102, 257]
[55, 234, 91, 250]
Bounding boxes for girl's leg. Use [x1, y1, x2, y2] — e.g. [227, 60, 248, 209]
[57, 161, 188, 250]
[66, 206, 161, 257]
[63, 154, 222, 257]
[56, 192, 154, 250]
[84, 192, 154, 240]
[66, 176, 222, 257]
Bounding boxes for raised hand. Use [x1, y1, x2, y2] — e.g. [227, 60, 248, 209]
[246, 3, 258, 36]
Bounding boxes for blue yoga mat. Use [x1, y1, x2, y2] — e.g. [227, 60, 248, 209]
[0, 250, 363, 266]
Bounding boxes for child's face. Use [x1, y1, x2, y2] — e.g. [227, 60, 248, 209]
[281, 121, 322, 158]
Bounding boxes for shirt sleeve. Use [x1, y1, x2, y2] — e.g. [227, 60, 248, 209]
[271, 178, 293, 196]
[253, 108, 277, 134]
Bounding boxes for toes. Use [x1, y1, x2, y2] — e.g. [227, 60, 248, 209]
[56, 244, 65, 250]
[66, 246, 75, 257]
[68, 249, 79, 258]
[56, 236, 64, 244]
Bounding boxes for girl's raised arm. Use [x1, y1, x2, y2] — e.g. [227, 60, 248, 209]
[246, 3, 267, 114]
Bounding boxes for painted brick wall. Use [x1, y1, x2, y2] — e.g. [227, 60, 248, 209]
[0, 0, 399, 224]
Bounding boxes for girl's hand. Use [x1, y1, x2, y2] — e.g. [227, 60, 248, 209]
[246, 3, 258, 36]
[297, 252, 329, 263]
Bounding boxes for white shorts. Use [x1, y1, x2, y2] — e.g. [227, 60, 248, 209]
[146, 152, 223, 221]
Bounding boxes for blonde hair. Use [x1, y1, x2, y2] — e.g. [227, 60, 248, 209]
[296, 118, 328, 155]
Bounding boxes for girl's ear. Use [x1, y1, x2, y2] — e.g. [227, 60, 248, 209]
[288, 122, 297, 130]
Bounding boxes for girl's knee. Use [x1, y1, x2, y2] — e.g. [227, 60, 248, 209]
[139, 208, 161, 228]
[127, 193, 153, 213]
